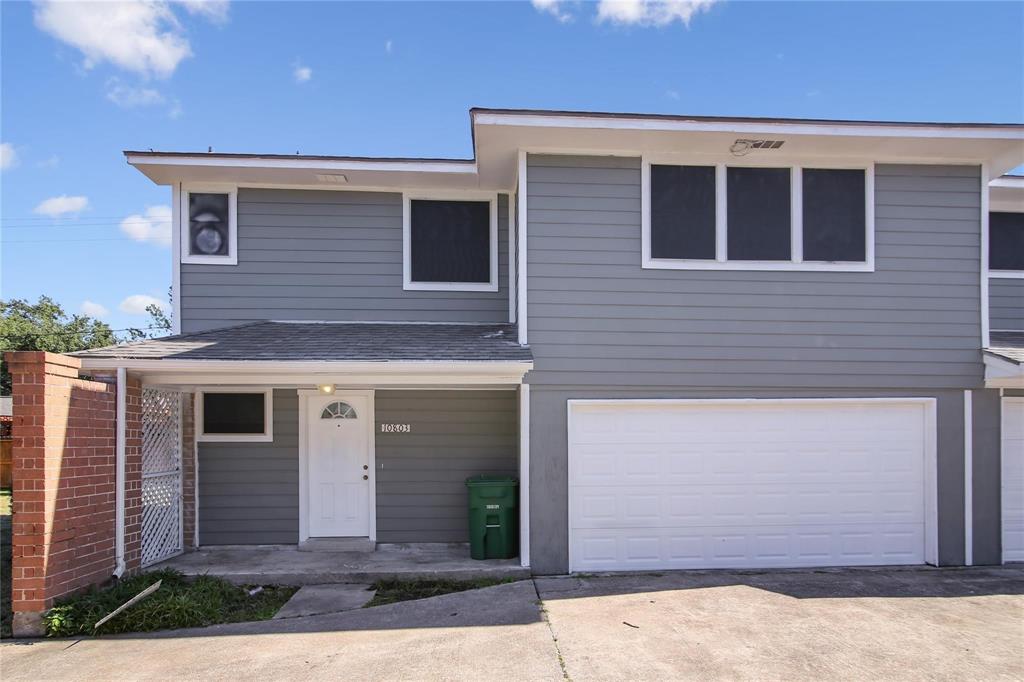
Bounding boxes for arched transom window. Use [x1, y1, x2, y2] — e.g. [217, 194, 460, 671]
[321, 401, 357, 420]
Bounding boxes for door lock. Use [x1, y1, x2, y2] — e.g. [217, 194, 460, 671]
[363, 464, 368, 470]
[363, 474, 369, 480]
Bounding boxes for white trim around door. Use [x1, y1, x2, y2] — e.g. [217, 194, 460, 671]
[298, 389, 376, 542]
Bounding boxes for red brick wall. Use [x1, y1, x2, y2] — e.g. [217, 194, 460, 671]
[182, 393, 196, 550]
[5, 352, 143, 636]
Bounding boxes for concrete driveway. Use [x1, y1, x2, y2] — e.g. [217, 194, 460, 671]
[2, 566, 1021, 681]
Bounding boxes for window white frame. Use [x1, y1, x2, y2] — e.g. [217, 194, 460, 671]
[641, 156, 875, 272]
[180, 184, 238, 265]
[196, 388, 273, 442]
[987, 208, 1024, 279]
[402, 191, 499, 292]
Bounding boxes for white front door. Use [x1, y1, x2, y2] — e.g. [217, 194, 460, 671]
[308, 395, 370, 537]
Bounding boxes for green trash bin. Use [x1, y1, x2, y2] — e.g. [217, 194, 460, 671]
[465, 475, 518, 560]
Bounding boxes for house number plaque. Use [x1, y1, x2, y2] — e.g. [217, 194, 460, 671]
[380, 424, 411, 433]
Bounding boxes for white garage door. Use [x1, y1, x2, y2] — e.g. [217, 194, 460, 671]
[1003, 398, 1024, 563]
[568, 399, 933, 572]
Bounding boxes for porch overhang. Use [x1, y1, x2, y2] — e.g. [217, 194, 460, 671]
[76, 358, 533, 387]
[984, 333, 1024, 388]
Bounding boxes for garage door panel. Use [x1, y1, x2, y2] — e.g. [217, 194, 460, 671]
[569, 400, 929, 571]
[1003, 398, 1024, 563]
[573, 524, 925, 571]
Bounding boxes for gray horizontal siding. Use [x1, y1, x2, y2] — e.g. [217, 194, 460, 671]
[374, 390, 517, 543]
[198, 389, 298, 545]
[525, 155, 983, 389]
[990, 278, 1023, 330]
[181, 189, 510, 333]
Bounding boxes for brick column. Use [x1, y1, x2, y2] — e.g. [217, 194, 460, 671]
[123, 376, 143, 571]
[181, 393, 197, 550]
[5, 353, 142, 636]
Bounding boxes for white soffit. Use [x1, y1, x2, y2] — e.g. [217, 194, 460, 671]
[991, 176, 1024, 212]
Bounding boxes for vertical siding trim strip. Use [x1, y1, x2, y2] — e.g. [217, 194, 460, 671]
[509, 192, 517, 323]
[519, 384, 530, 568]
[964, 388, 974, 566]
[518, 151, 529, 345]
[981, 162, 991, 347]
[171, 183, 182, 335]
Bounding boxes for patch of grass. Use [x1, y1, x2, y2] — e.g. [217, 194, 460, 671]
[365, 576, 517, 608]
[43, 569, 297, 637]
[1, 487, 11, 638]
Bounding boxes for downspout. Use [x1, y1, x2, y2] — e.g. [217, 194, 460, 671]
[113, 367, 127, 578]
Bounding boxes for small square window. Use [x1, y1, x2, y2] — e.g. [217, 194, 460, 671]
[198, 390, 273, 442]
[181, 189, 237, 265]
[403, 195, 498, 291]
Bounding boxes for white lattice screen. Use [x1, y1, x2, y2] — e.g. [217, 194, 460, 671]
[141, 388, 183, 566]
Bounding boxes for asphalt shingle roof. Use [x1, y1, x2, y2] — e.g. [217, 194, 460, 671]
[71, 322, 532, 363]
[987, 331, 1024, 365]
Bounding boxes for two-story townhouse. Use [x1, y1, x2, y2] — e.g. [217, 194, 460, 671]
[74, 108, 1024, 575]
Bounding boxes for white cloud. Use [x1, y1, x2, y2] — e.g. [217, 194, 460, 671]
[81, 300, 110, 319]
[36, 154, 60, 169]
[665, 89, 681, 100]
[385, 39, 393, 54]
[121, 204, 172, 247]
[119, 294, 167, 315]
[0, 143, 16, 170]
[596, 0, 720, 27]
[106, 78, 165, 107]
[293, 63, 312, 83]
[33, 195, 89, 218]
[532, 0, 575, 22]
[176, 0, 229, 23]
[33, 0, 200, 78]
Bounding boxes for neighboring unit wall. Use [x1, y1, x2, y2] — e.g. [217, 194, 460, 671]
[180, 189, 510, 332]
[374, 390, 518, 543]
[971, 388, 1003, 565]
[197, 389, 298, 545]
[524, 155, 985, 573]
[990, 278, 1024, 330]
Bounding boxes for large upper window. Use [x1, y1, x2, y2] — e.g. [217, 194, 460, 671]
[181, 188, 237, 265]
[644, 161, 873, 271]
[403, 194, 498, 291]
[990, 212, 1024, 272]
[198, 390, 273, 442]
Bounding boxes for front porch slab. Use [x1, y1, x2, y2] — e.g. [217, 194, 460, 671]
[153, 544, 529, 585]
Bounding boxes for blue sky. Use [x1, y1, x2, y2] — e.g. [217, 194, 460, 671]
[2, 0, 1022, 333]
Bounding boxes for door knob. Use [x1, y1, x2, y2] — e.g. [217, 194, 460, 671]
[363, 465, 368, 470]
[363, 474, 369, 480]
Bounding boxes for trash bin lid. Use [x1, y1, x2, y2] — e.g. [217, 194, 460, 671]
[465, 475, 518, 486]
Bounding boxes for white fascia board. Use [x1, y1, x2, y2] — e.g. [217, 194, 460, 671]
[990, 176, 1024, 189]
[474, 113, 1024, 140]
[127, 154, 477, 174]
[77, 357, 532, 375]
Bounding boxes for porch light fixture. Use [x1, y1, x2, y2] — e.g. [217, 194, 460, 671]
[318, 384, 336, 395]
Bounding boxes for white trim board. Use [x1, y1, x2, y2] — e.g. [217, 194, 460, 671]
[402, 191, 499, 292]
[519, 384, 530, 569]
[964, 389, 974, 566]
[566, 397, 940, 571]
[516, 151, 528, 346]
[641, 158, 875, 272]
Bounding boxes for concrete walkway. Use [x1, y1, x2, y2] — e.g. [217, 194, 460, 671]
[3, 567, 1022, 681]
[155, 544, 529, 585]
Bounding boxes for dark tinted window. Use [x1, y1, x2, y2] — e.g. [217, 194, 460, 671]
[802, 169, 866, 262]
[410, 200, 490, 283]
[189, 193, 230, 256]
[203, 393, 266, 434]
[727, 167, 791, 261]
[650, 165, 716, 260]
[990, 212, 1024, 271]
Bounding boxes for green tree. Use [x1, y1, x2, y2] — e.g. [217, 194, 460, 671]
[0, 296, 118, 393]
